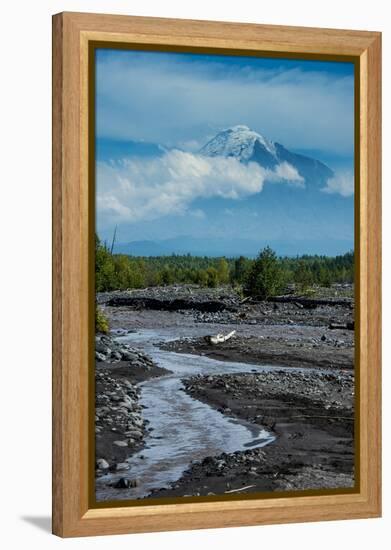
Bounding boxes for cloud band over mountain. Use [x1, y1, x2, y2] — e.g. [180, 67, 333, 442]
[97, 149, 304, 224]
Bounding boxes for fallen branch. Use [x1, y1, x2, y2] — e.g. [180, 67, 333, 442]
[205, 330, 236, 345]
[225, 485, 256, 494]
[329, 321, 354, 330]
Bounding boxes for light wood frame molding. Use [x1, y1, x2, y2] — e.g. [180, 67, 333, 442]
[52, 11, 381, 538]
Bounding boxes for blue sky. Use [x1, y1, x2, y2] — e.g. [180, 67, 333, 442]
[95, 48, 355, 255]
[96, 49, 354, 154]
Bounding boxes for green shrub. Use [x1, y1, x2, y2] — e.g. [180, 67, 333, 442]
[245, 246, 284, 299]
[96, 306, 109, 334]
[294, 260, 314, 293]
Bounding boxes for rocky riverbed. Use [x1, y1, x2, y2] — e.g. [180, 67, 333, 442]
[95, 284, 356, 500]
[95, 334, 170, 480]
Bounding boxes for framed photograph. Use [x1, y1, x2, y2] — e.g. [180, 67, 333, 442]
[52, 12, 381, 537]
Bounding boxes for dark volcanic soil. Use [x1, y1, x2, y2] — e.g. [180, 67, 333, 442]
[149, 369, 355, 498]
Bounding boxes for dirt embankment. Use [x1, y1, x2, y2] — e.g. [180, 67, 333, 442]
[98, 284, 354, 328]
[149, 369, 355, 498]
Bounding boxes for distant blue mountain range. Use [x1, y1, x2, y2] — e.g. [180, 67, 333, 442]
[114, 236, 353, 258]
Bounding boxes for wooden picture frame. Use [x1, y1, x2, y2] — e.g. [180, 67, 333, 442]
[52, 11, 381, 537]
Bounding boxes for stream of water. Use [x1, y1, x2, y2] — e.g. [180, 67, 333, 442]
[96, 328, 282, 501]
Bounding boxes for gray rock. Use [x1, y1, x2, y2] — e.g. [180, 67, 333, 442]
[119, 401, 134, 411]
[113, 440, 128, 447]
[116, 462, 130, 470]
[114, 477, 140, 489]
[96, 458, 109, 470]
[126, 429, 143, 440]
[114, 477, 130, 489]
[110, 395, 121, 402]
[122, 351, 139, 361]
[96, 341, 110, 354]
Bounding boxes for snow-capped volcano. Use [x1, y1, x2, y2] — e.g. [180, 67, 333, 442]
[200, 125, 277, 161]
[200, 125, 334, 187]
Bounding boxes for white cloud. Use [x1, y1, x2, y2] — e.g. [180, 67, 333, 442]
[97, 150, 303, 224]
[269, 162, 305, 187]
[322, 172, 354, 197]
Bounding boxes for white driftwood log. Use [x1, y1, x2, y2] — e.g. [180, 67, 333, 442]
[224, 484, 256, 494]
[205, 330, 236, 345]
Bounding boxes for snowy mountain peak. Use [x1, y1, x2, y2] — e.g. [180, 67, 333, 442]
[199, 125, 334, 188]
[200, 125, 276, 161]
